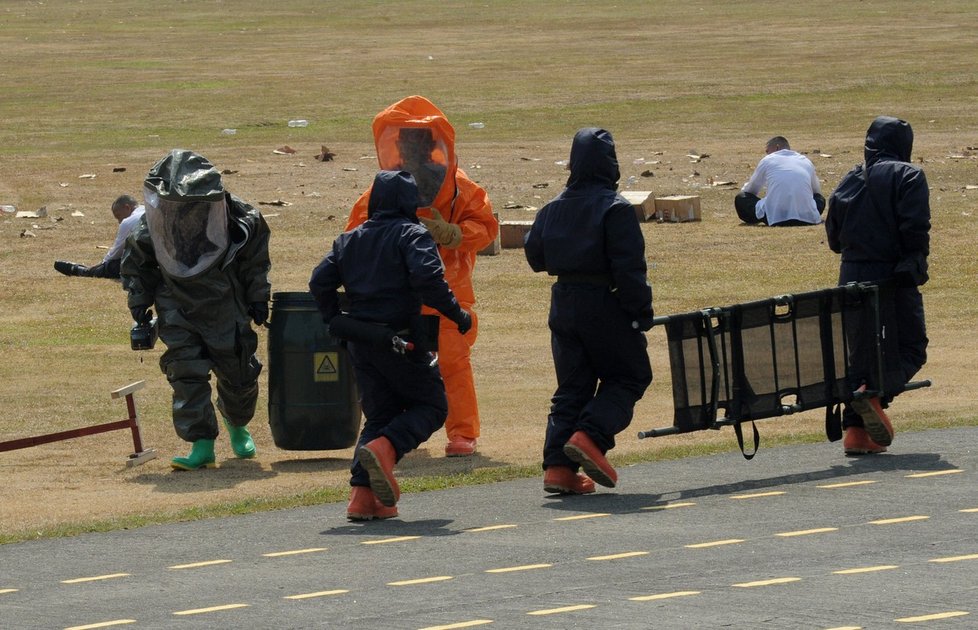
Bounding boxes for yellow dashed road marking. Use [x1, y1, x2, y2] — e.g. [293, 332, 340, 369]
[527, 604, 596, 616]
[733, 577, 801, 588]
[895, 611, 969, 623]
[362, 536, 421, 545]
[173, 603, 249, 616]
[834, 565, 899, 574]
[929, 553, 978, 564]
[284, 589, 349, 600]
[870, 516, 929, 525]
[389, 576, 454, 586]
[731, 491, 785, 500]
[64, 621, 136, 630]
[905, 469, 962, 479]
[818, 480, 877, 489]
[465, 524, 517, 533]
[263, 547, 327, 557]
[418, 620, 493, 630]
[642, 501, 696, 510]
[168, 559, 232, 570]
[587, 551, 649, 561]
[61, 573, 130, 584]
[485, 563, 552, 574]
[630, 590, 700, 601]
[824, 626, 862, 630]
[0, 588, 19, 595]
[961, 508, 978, 513]
[554, 513, 610, 521]
[686, 539, 745, 549]
[776, 527, 838, 538]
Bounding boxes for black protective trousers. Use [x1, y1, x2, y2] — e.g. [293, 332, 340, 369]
[839, 260, 928, 428]
[347, 341, 448, 487]
[543, 283, 653, 470]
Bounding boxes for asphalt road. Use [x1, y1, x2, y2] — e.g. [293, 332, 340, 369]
[1, 426, 976, 629]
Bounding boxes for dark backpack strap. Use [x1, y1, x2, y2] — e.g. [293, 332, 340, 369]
[734, 420, 760, 460]
[825, 404, 843, 442]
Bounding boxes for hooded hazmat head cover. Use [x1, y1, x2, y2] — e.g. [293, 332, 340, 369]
[143, 149, 229, 278]
[864, 116, 914, 166]
[367, 170, 421, 222]
[565, 127, 621, 189]
[371, 96, 456, 209]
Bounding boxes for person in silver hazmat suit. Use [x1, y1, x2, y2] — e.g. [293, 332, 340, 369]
[121, 149, 272, 470]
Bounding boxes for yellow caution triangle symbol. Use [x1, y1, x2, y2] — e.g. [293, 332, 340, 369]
[316, 354, 338, 375]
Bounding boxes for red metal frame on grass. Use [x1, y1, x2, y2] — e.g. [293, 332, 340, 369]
[0, 380, 157, 467]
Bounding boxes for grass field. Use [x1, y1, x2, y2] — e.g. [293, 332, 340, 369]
[1, 0, 976, 543]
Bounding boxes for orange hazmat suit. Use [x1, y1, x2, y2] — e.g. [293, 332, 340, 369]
[345, 96, 498, 452]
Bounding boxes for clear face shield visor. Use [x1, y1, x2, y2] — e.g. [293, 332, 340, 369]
[378, 127, 449, 207]
[144, 187, 229, 278]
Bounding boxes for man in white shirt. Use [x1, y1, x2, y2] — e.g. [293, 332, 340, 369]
[55, 195, 145, 279]
[735, 136, 825, 226]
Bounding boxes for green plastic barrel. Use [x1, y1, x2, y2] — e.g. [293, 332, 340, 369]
[267, 291, 361, 450]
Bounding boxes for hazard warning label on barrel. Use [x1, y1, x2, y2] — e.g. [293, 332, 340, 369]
[313, 352, 339, 382]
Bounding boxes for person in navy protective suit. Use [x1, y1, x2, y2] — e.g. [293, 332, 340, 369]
[309, 170, 472, 521]
[121, 149, 271, 470]
[825, 116, 930, 456]
[524, 128, 654, 495]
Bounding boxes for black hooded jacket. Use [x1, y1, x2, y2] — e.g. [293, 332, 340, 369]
[524, 128, 653, 321]
[309, 170, 464, 327]
[826, 116, 930, 281]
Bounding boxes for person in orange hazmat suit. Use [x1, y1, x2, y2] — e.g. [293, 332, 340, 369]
[346, 96, 498, 457]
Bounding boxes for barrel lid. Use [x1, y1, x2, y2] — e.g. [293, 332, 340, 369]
[272, 291, 314, 302]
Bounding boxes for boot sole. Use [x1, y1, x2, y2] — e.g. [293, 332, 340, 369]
[563, 444, 616, 488]
[357, 447, 399, 507]
[347, 511, 397, 522]
[844, 446, 887, 456]
[851, 398, 894, 446]
[170, 461, 217, 471]
[544, 483, 595, 495]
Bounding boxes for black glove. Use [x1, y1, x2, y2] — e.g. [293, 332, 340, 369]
[248, 301, 269, 326]
[130, 305, 151, 324]
[633, 316, 655, 332]
[629, 305, 655, 332]
[455, 309, 473, 335]
[894, 253, 928, 287]
[54, 260, 88, 276]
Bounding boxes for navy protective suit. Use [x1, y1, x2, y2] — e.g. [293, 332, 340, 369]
[309, 170, 469, 488]
[825, 116, 930, 426]
[122, 150, 271, 443]
[524, 128, 654, 471]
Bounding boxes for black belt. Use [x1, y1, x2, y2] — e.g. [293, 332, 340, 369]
[556, 273, 614, 286]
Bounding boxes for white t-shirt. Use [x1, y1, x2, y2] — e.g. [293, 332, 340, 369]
[741, 150, 822, 225]
[102, 205, 145, 262]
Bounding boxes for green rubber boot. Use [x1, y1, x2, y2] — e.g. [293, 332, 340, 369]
[171, 439, 216, 471]
[224, 419, 256, 459]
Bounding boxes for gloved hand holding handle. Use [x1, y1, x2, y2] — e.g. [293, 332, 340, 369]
[130, 305, 151, 324]
[248, 301, 269, 326]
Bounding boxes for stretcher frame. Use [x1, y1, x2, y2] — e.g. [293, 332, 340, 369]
[638, 283, 930, 457]
[0, 381, 158, 466]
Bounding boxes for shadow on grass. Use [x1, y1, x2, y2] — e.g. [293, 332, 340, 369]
[269, 457, 351, 473]
[129, 458, 278, 493]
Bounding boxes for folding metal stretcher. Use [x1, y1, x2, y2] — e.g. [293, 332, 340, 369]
[638, 282, 930, 458]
